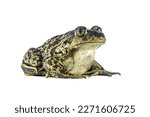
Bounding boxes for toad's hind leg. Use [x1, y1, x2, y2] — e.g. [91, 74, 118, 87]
[21, 63, 45, 76]
[21, 48, 45, 76]
[43, 57, 67, 78]
[84, 61, 121, 77]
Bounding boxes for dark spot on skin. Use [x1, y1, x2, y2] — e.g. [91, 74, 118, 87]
[67, 37, 73, 44]
[63, 40, 68, 45]
[53, 64, 58, 69]
[52, 39, 60, 46]
[91, 37, 95, 40]
[52, 57, 60, 64]
[47, 45, 52, 50]
[59, 69, 67, 74]
[32, 57, 37, 61]
[50, 48, 55, 55]
[47, 60, 52, 65]
[82, 37, 87, 41]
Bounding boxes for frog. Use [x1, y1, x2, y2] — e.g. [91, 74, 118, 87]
[21, 26, 120, 78]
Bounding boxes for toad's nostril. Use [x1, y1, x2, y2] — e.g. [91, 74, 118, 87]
[101, 37, 106, 43]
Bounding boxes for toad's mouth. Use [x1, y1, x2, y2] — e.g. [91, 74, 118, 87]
[81, 37, 106, 45]
[74, 41, 105, 47]
[73, 42, 104, 50]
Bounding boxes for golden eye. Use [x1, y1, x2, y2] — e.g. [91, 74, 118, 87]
[91, 26, 102, 32]
[75, 26, 87, 37]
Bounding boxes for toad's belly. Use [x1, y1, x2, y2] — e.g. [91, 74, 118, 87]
[69, 49, 95, 75]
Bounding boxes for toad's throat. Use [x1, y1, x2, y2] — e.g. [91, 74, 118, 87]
[69, 45, 97, 75]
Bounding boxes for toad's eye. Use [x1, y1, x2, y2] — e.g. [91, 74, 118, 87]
[75, 26, 87, 37]
[91, 26, 102, 32]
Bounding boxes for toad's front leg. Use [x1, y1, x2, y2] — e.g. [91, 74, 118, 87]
[85, 61, 121, 77]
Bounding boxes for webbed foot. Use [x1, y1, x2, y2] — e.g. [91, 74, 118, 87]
[84, 60, 121, 77]
[98, 70, 121, 77]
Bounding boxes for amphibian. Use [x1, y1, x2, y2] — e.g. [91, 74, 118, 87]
[21, 26, 120, 78]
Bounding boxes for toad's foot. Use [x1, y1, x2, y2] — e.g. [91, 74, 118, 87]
[98, 70, 121, 77]
[85, 69, 121, 77]
[85, 60, 121, 77]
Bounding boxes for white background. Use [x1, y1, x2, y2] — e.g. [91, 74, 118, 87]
[0, 0, 150, 117]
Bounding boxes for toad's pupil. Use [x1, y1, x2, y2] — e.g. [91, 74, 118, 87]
[79, 28, 83, 34]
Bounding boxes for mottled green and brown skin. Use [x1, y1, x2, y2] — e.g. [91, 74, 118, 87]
[21, 26, 120, 78]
